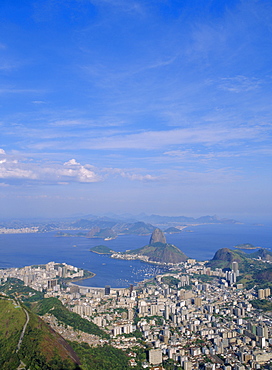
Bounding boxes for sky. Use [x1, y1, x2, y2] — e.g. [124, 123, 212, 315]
[0, 0, 271, 221]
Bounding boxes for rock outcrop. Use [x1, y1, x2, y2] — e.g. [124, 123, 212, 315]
[149, 228, 166, 244]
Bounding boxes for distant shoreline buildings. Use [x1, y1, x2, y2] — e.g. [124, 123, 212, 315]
[0, 227, 39, 234]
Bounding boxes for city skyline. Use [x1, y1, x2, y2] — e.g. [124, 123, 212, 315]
[0, 0, 271, 221]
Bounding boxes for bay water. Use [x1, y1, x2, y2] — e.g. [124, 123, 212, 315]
[0, 223, 271, 288]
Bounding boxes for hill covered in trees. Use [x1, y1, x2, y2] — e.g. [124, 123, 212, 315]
[125, 228, 188, 264]
[0, 294, 134, 370]
[207, 248, 272, 272]
[0, 295, 80, 370]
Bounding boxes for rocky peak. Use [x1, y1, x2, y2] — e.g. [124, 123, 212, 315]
[149, 228, 166, 245]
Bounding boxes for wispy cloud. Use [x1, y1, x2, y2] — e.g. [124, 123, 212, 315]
[0, 86, 44, 94]
[89, 0, 145, 15]
[104, 167, 158, 181]
[83, 125, 268, 150]
[17, 122, 270, 154]
[163, 148, 255, 161]
[49, 117, 124, 128]
[218, 76, 261, 93]
[160, 168, 242, 185]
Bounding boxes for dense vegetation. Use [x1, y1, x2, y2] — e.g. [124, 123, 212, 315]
[207, 248, 271, 273]
[33, 297, 110, 338]
[236, 267, 272, 290]
[20, 323, 80, 370]
[0, 296, 145, 369]
[192, 274, 215, 283]
[0, 277, 44, 302]
[255, 267, 272, 282]
[161, 275, 181, 288]
[251, 299, 272, 312]
[89, 245, 115, 254]
[70, 342, 131, 370]
[0, 297, 80, 370]
[0, 298, 24, 369]
[128, 242, 188, 263]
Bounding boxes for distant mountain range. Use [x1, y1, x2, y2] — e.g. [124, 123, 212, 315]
[71, 214, 239, 229]
[53, 214, 240, 240]
[0, 214, 240, 234]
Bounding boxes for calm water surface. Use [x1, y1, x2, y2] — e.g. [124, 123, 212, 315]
[0, 223, 271, 287]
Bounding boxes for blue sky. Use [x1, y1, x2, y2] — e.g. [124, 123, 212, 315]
[0, 0, 271, 220]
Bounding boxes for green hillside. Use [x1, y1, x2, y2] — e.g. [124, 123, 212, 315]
[127, 242, 188, 263]
[207, 248, 272, 273]
[250, 248, 272, 261]
[206, 248, 248, 270]
[90, 245, 115, 254]
[0, 277, 44, 302]
[254, 267, 272, 283]
[70, 342, 131, 370]
[0, 296, 26, 369]
[0, 296, 80, 370]
[33, 297, 109, 339]
[0, 295, 133, 370]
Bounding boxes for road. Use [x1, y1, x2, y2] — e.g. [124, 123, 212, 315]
[16, 305, 30, 353]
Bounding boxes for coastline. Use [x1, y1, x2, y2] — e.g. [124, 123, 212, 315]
[66, 270, 96, 284]
[68, 281, 128, 291]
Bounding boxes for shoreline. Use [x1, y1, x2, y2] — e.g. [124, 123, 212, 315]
[67, 271, 96, 285]
[69, 281, 129, 290]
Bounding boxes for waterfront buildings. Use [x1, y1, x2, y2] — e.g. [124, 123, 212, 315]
[1, 261, 272, 369]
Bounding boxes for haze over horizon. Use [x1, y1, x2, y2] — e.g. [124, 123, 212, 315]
[0, 0, 271, 221]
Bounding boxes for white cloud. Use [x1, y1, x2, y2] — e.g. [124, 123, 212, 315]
[0, 154, 156, 185]
[0, 154, 102, 184]
[0, 166, 37, 180]
[0, 149, 6, 155]
[64, 159, 80, 166]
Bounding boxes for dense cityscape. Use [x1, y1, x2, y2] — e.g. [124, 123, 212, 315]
[1, 254, 272, 369]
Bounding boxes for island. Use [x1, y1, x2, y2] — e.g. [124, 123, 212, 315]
[90, 245, 115, 255]
[234, 243, 258, 250]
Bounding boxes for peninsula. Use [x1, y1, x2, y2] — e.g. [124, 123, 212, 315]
[111, 228, 188, 264]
